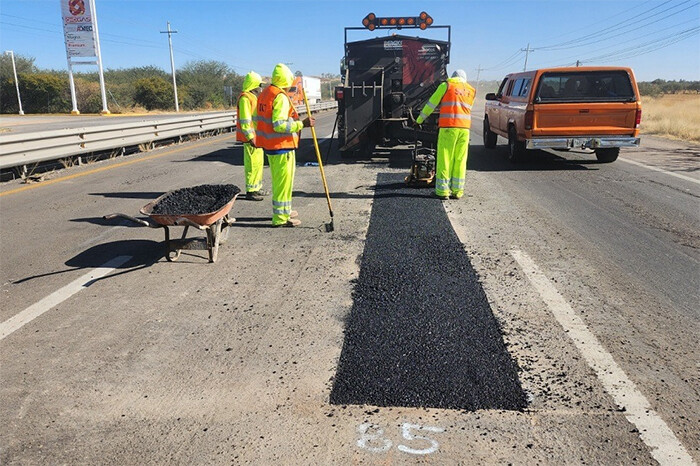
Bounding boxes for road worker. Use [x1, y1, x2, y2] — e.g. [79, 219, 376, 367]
[237, 71, 265, 201]
[415, 69, 475, 200]
[256, 63, 314, 227]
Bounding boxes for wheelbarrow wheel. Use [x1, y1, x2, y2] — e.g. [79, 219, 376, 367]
[167, 249, 181, 262]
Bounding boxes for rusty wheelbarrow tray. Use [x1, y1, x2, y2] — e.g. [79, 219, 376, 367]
[104, 186, 239, 263]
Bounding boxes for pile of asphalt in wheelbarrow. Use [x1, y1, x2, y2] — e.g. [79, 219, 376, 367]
[330, 173, 527, 411]
[151, 184, 240, 215]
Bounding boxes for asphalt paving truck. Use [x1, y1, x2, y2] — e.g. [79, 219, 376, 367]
[335, 12, 451, 159]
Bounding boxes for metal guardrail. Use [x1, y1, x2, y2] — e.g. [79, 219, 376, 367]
[0, 101, 337, 171]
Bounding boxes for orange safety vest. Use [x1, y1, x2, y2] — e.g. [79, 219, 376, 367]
[256, 85, 299, 151]
[438, 81, 476, 129]
[236, 91, 257, 143]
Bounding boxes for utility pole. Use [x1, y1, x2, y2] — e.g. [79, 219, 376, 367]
[4, 51, 24, 115]
[474, 64, 485, 97]
[576, 60, 581, 67]
[161, 22, 179, 112]
[521, 43, 535, 71]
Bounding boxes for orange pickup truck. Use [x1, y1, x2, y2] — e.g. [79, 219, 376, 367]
[483, 67, 642, 162]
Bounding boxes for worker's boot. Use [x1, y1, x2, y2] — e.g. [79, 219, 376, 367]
[290, 210, 298, 219]
[246, 191, 264, 201]
[273, 218, 301, 228]
[450, 193, 463, 200]
[433, 193, 449, 200]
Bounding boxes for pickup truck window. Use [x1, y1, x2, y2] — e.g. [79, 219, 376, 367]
[519, 78, 531, 97]
[505, 80, 515, 97]
[496, 77, 508, 98]
[510, 78, 532, 98]
[535, 70, 635, 103]
[510, 79, 523, 97]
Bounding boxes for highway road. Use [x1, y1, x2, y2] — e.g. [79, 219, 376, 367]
[1, 108, 698, 464]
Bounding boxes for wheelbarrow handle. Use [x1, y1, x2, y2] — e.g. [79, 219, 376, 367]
[174, 217, 207, 230]
[103, 213, 158, 228]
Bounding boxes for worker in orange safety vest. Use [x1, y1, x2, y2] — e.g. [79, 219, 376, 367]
[415, 69, 476, 200]
[256, 63, 314, 227]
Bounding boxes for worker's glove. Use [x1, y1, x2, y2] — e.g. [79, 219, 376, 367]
[247, 139, 257, 148]
[302, 117, 315, 128]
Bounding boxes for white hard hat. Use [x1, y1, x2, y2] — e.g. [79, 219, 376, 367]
[452, 69, 467, 81]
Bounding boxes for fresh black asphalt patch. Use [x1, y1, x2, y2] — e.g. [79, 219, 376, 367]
[330, 173, 527, 410]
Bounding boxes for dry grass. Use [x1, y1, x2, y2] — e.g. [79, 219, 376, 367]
[641, 94, 700, 143]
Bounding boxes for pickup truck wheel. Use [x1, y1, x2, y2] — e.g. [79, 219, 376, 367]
[483, 117, 497, 149]
[595, 148, 620, 163]
[507, 126, 526, 162]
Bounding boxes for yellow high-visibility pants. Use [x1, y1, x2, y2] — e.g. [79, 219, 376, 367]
[435, 127, 470, 198]
[243, 143, 264, 193]
[267, 150, 296, 226]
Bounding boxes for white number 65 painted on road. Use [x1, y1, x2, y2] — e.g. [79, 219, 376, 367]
[357, 422, 445, 455]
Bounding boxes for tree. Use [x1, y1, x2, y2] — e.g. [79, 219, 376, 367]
[75, 78, 103, 113]
[178, 60, 233, 109]
[4, 72, 69, 114]
[134, 76, 174, 110]
[0, 53, 37, 81]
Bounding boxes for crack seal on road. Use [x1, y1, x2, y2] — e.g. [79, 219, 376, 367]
[330, 173, 527, 410]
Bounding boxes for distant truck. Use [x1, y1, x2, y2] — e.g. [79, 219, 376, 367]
[335, 12, 449, 157]
[484, 66, 642, 163]
[289, 76, 322, 106]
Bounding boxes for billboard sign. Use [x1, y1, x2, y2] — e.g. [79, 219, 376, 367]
[61, 0, 96, 57]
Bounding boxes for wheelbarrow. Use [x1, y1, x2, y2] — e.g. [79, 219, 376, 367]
[104, 184, 240, 263]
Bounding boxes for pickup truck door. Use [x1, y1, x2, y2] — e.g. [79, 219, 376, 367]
[497, 79, 514, 132]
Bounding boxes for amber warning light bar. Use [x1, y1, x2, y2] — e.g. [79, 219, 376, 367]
[362, 11, 434, 31]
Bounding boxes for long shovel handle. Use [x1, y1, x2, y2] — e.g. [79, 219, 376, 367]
[302, 88, 333, 217]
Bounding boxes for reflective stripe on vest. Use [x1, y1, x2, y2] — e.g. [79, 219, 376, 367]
[439, 81, 475, 129]
[256, 86, 299, 151]
[236, 91, 256, 143]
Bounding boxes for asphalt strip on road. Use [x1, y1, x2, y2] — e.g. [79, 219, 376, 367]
[330, 173, 527, 410]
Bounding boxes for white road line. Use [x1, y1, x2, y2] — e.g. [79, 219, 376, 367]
[510, 249, 695, 466]
[619, 157, 700, 186]
[0, 255, 132, 341]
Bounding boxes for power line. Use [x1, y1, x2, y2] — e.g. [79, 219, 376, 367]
[551, 26, 699, 67]
[535, 0, 686, 50]
[536, 17, 700, 68]
[577, 26, 699, 64]
[538, 1, 699, 52]
[484, 49, 524, 71]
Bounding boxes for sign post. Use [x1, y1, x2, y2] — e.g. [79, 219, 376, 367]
[61, 0, 109, 114]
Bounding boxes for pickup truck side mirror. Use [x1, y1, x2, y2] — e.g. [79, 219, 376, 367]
[485, 93, 497, 101]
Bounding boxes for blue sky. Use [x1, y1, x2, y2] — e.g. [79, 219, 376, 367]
[1, 0, 698, 81]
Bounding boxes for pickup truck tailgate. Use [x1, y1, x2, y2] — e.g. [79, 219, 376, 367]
[533, 102, 638, 136]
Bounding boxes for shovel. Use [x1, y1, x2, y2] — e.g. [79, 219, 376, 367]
[302, 88, 334, 232]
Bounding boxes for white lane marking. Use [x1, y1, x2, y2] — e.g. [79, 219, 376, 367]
[0, 256, 132, 341]
[619, 157, 700, 186]
[510, 249, 695, 466]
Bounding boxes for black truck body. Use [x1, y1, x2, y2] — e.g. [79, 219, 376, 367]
[336, 30, 450, 157]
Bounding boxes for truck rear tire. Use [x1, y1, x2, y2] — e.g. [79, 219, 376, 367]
[595, 148, 620, 163]
[508, 126, 526, 162]
[483, 117, 497, 149]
